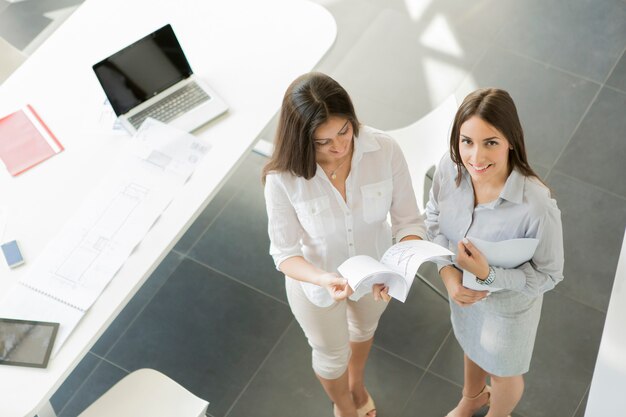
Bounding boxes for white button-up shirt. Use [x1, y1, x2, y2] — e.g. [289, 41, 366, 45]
[264, 126, 427, 307]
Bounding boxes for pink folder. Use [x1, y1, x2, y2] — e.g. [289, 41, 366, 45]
[0, 105, 64, 176]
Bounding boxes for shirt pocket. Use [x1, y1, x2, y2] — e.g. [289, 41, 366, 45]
[361, 179, 393, 224]
[294, 195, 335, 238]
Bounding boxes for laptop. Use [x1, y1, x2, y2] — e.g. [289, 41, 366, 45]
[92, 24, 228, 134]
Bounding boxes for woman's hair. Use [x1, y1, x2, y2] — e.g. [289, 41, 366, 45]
[449, 88, 544, 186]
[261, 72, 359, 183]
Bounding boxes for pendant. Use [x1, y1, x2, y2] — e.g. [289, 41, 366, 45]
[331, 172, 337, 180]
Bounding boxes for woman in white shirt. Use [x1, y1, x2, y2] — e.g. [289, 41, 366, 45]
[263, 72, 426, 417]
[425, 88, 564, 417]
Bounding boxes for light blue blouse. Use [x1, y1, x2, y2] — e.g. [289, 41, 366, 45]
[425, 154, 564, 297]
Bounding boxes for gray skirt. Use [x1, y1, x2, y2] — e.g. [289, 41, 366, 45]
[450, 290, 543, 376]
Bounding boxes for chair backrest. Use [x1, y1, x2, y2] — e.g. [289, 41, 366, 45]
[78, 368, 209, 417]
[0, 37, 26, 84]
[386, 95, 458, 210]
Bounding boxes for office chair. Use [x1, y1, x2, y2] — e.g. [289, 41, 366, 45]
[0, 37, 26, 84]
[77, 368, 208, 417]
[387, 95, 459, 300]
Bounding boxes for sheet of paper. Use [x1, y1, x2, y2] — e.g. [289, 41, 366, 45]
[19, 119, 210, 311]
[462, 236, 540, 292]
[380, 240, 454, 301]
[338, 255, 402, 301]
[339, 240, 454, 302]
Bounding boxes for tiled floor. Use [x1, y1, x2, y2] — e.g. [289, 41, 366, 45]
[3, 0, 625, 416]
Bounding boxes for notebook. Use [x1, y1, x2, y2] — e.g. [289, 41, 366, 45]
[461, 237, 540, 292]
[92, 24, 228, 134]
[0, 105, 64, 176]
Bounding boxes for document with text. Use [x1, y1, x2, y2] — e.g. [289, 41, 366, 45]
[338, 240, 453, 302]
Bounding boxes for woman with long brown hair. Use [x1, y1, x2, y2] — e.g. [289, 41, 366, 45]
[263, 72, 426, 417]
[425, 88, 564, 416]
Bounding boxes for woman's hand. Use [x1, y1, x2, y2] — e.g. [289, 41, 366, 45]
[372, 284, 391, 302]
[440, 265, 488, 307]
[319, 272, 353, 301]
[456, 238, 490, 279]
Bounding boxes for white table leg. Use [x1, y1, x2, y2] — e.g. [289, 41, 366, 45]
[37, 401, 57, 417]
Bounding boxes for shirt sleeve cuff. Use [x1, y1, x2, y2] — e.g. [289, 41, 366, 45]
[493, 266, 526, 291]
[274, 253, 303, 271]
[396, 225, 428, 242]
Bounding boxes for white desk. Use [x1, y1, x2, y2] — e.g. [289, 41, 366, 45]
[0, 0, 336, 415]
[585, 229, 626, 416]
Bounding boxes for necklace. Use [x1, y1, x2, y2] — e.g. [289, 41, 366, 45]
[329, 155, 350, 180]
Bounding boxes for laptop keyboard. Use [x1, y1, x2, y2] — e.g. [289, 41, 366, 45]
[128, 82, 211, 129]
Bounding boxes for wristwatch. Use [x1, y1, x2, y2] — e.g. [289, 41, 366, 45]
[476, 266, 496, 286]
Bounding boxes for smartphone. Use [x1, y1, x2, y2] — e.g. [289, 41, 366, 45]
[1, 240, 25, 268]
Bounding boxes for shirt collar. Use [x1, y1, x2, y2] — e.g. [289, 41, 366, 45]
[314, 126, 380, 180]
[354, 127, 380, 153]
[461, 166, 525, 206]
[499, 169, 525, 204]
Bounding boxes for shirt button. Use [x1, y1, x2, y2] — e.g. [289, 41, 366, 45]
[349, 243, 353, 246]
[377, 191, 382, 196]
[347, 229, 352, 232]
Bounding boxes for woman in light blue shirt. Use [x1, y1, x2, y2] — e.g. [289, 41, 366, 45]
[425, 88, 564, 417]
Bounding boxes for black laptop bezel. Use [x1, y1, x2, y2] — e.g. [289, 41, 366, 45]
[92, 24, 193, 116]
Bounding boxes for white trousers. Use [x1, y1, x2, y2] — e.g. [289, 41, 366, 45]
[285, 277, 388, 379]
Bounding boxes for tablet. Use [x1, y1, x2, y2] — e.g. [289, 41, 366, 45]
[0, 318, 59, 368]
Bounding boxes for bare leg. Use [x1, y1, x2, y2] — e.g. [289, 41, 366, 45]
[486, 375, 523, 417]
[446, 355, 490, 417]
[317, 369, 358, 417]
[348, 337, 376, 416]
[463, 354, 489, 398]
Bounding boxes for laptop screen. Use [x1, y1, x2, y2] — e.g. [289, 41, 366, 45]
[93, 24, 193, 116]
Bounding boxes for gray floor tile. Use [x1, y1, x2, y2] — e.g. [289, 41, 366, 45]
[401, 371, 491, 417]
[187, 154, 286, 303]
[90, 251, 183, 356]
[428, 331, 465, 386]
[228, 323, 424, 417]
[553, 87, 626, 198]
[0, 0, 83, 50]
[225, 323, 329, 417]
[416, 262, 449, 302]
[494, 0, 626, 83]
[353, 94, 426, 132]
[456, 47, 600, 169]
[365, 0, 514, 45]
[105, 258, 292, 417]
[533, 163, 549, 180]
[362, 345, 425, 417]
[174, 152, 265, 254]
[375, 277, 452, 368]
[57, 360, 128, 417]
[516, 291, 603, 417]
[0, 5, 50, 50]
[547, 170, 626, 312]
[606, 49, 626, 92]
[50, 352, 100, 414]
[312, 0, 383, 74]
[573, 389, 589, 417]
[331, 8, 488, 128]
